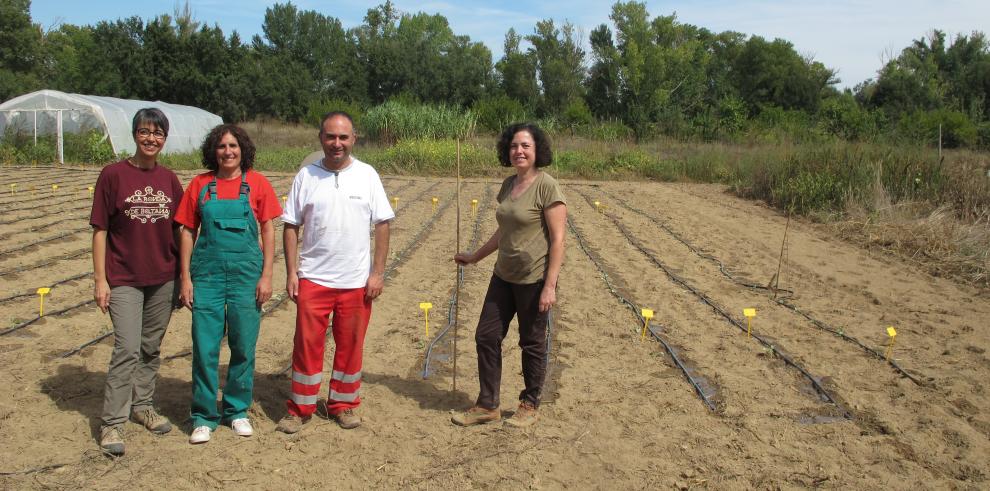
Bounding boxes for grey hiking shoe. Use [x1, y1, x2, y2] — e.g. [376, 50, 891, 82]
[276, 414, 310, 434]
[100, 425, 125, 456]
[132, 407, 172, 434]
[334, 409, 362, 429]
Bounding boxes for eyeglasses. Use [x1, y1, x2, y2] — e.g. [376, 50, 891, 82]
[136, 128, 167, 139]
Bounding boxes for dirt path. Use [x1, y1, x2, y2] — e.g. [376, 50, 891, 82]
[0, 168, 987, 489]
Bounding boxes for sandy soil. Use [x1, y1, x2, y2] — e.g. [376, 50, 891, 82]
[0, 166, 988, 489]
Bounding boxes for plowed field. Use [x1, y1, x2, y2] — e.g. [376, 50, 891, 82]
[1, 166, 988, 489]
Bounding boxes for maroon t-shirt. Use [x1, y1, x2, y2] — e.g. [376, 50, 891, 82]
[89, 160, 184, 287]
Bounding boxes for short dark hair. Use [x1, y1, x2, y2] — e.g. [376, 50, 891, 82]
[319, 111, 355, 134]
[200, 124, 256, 172]
[132, 108, 169, 136]
[496, 122, 553, 167]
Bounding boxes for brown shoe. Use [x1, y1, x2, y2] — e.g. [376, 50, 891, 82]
[334, 409, 361, 429]
[451, 406, 500, 426]
[99, 425, 125, 456]
[276, 414, 310, 434]
[131, 407, 172, 434]
[505, 402, 538, 428]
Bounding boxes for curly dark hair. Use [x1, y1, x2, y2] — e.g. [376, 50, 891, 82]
[200, 124, 256, 172]
[496, 122, 553, 167]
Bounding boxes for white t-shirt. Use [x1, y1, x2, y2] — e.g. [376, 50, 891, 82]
[282, 157, 395, 288]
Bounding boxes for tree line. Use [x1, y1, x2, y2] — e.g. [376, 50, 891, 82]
[2, 0, 989, 147]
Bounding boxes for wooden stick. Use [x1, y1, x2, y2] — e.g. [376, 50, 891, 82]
[454, 139, 461, 392]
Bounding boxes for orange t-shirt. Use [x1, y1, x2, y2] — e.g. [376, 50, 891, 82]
[175, 170, 282, 229]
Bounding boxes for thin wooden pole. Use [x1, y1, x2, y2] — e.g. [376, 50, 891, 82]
[453, 139, 461, 392]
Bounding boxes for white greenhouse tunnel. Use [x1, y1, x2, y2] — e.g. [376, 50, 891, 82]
[0, 90, 223, 163]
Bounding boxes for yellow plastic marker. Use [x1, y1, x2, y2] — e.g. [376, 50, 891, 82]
[391, 196, 398, 210]
[419, 302, 433, 337]
[281, 195, 287, 206]
[471, 199, 478, 216]
[743, 308, 757, 337]
[431, 197, 438, 213]
[87, 186, 94, 196]
[884, 326, 897, 361]
[640, 308, 654, 340]
[593, 200, 601, 213]
[37, 287, 51, 316]
[9, 183, 16, 195]
[52, 184, 59, 193]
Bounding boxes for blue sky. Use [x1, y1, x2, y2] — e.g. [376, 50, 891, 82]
[30, 0, 990, 88]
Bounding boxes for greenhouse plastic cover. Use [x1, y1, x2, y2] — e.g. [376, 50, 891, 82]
[0, 90, 223, 155]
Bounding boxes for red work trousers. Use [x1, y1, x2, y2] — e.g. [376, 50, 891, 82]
[287, 279, 371, 417]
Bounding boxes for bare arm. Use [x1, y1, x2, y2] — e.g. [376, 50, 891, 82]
[284, 224, 300, 303]
[454, 228, 502, 265]
[539, 202, 567, 312]
[256, 219, 275, 307]
[92, 229, 110, 313]
[178, 226, 197, 309]
[366, 220, 390, 300]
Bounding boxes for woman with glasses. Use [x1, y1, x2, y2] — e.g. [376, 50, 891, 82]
[175, 124, 281, 444]
[91, 108, 184, 456]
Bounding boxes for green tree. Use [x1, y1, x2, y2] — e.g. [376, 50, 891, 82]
[586, 24, 621, 119]
[495, 28, 539, 109]
[526, 19, 586, 116]
[0, 0, 43, 100]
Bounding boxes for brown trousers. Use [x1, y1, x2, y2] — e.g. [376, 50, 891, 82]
[474, 274, 549, 409]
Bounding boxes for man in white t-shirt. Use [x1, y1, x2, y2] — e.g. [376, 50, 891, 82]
[276, 112, 394, 434]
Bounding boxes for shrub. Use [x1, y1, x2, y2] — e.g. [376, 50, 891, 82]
[361, 101, 476, 143]
[472, 96, 529, 133]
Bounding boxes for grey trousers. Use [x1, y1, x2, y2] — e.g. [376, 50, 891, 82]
[101, 281, 175, 428]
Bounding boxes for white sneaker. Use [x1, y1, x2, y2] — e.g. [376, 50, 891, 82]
[189, 426, 212, 444]
[231, 418, 253, 437]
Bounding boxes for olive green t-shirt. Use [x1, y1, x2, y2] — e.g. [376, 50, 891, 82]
[493, 172, 566, 284]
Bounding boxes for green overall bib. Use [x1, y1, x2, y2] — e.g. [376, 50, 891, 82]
[190, 174, 262, 429]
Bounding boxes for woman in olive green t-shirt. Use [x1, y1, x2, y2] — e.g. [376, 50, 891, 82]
[452, 122, 567, 428]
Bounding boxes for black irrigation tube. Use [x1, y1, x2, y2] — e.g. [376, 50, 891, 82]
[1, 299, 94, 337]
[567, 216, 718, 412]
[593, 187, 786, 294]
[0, 214, 90, 241]
[384, 190, 453, 278]
[0, 271, 90, 307]
[595, 187, 924, 386]
[0, 248, 89, 278]
[0, 228, 89, 257]
[163, 289, 292, 362]
[1, 194, 91, 214]
[422, 184, 493, 379]
[578, 195, 851, 418]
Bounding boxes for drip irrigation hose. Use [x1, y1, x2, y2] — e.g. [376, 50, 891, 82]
[592, 188, 785, 294]
[384, 190, 453, 278]
[0, 272, 90, 307]
[0, 214, 90, 241]
[0, 229, 88, 257]
[567, 215, 719, 412]
[597, 187, 923, 386]
[580, 196, 850, 418]
[2, 300, 94, 337]
[422, 184, 493, 379]
[0, 249, 90, 278]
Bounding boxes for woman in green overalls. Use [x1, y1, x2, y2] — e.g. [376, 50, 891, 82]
[176, 124, 281, 444]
